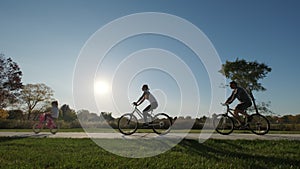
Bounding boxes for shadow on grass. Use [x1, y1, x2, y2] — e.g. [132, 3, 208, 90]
[0, 133, 51, 143]
[179, 139, 299, 168]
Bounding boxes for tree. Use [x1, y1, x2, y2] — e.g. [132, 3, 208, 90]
[7, 109, 24, 120]
[220, 58, 272, 113]
[61, 104, 77, 122]
[0, 109, 9, 119]
[248, 101, 273, 114]
[220, 58, 272, 92]
[20, 83, 54, 120]
[77, 109, 91, 122]
[77, 109, 102, 122]
[0, 54, 23, 109]
[101, 112, 114, 122]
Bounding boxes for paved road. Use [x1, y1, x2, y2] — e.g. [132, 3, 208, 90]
[1, 132, 300, 140]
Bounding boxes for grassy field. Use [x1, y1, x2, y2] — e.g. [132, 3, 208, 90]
[0, 137, 299, 169]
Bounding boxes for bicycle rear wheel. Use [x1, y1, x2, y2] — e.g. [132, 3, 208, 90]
[152, 113, 172, 135]
[248, 114, 270, 135]
[33, 123, 42, 134]
[214, 114, 234, 135]
[118, 113, 138, 135]
[50, 124, 59, 134]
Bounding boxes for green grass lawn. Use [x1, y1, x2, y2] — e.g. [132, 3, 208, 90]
[0, 137, 299, 169]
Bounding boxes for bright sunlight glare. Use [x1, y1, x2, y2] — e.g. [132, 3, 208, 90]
[94, 80, 110, 95]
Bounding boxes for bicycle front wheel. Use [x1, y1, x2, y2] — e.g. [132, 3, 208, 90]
[33, 123, 42, 134]
[214, 114, 234, 135]
[248, 114, 270, 135]
[152, 113, 172, 135]
[118, 113, 138, 135]
[50, 124, 59, 134]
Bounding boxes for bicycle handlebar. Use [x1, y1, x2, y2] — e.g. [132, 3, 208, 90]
[221, 103, 229, 107]
[221, 103, 231, 111]
[132, 103, 139, 110]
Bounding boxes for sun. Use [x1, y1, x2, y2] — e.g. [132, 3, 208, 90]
[94, 80, 110, 95]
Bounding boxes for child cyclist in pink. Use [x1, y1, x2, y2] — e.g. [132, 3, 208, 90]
[45, 101, 59, 121]
[133, 84, 158, 126]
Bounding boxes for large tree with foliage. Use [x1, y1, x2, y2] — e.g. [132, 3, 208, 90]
[220, 58, 272, 92]
[61, 104, 77, 122]
[20, 83, 54, 120]
[0, 54, 23, 108]
[220, 58, 272, 113]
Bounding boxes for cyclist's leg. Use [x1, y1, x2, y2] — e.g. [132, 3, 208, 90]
[47, 116, 53, 125]
[143, 102, 158, 123]
[51, 117, 57, 127]
[233, 109, 244, 126]
[238, 102, 252, 117]
[44, 113, 50, 122]
[143, 105, 151, 123]
[235, 102, 252, 125]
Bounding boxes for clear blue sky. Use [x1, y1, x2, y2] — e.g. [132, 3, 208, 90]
[0, 0, 299, 116]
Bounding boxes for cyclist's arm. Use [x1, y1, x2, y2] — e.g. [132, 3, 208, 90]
[135, 93, 146, 106]
[225, 90, 236, 104]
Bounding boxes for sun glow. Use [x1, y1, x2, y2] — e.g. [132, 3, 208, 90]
[94, 80, 110, 95]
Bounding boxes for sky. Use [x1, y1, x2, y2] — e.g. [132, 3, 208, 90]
[0, 0, 300, 117]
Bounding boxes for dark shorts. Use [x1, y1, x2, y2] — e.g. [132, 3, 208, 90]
[236, 102, 252, 111]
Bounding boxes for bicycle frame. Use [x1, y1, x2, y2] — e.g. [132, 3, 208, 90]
[118, 105, 173, 135]
[216, 103, 270, 135]
[223, 104, 237, 118]
[39, 113, 56, 127]
[130, 106, 153, 123]
[33, 113, 58, 134]
[224, 103, 261, 118]
[223, 104, 254, 125]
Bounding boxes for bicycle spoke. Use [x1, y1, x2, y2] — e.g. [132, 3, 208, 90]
[50, 123, 59, 134]
[214, 114, 234, 135]
[248, 114, 270, 135]
[118, 114, 138, 135]
[32, 123, 42, 134]
[152, 113, 172, 135]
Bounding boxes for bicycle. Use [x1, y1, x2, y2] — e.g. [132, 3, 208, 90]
[33, 113, 59, 134]
[213, 103, 270, 135]
[118, 105, 173, 135]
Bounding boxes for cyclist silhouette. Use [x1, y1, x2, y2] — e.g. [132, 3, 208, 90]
[44, 101, 59, 121]
[133, 84, 158, 125]
[225, 81, 252, 127]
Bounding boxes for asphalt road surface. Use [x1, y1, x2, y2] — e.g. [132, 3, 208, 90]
[1, 132, 300, 141]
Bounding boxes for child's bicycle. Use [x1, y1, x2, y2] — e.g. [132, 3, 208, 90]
[118, 104, 174, 135]
[213, 103, 270, 135]
[33, 113, 59, 134]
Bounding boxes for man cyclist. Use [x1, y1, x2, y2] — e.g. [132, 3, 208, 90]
[225, 81, 252, 127]
[133, 84, 158, 126]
